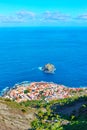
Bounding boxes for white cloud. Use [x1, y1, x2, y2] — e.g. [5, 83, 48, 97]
[0, 15, 26, 23]
[40, 11, 71, 22]
[0, 10, 36, 24]
[16, 10, 35, 20]
[2, 10, 87, 25]
[76, 14, 87, 20]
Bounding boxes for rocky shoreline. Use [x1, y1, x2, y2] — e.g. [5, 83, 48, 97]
[2, 81, 87, 103]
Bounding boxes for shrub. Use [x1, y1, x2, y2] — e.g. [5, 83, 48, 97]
[24, 89, 29, 94]
[4, 98, 11, 102]
[21, 108, 26, 113]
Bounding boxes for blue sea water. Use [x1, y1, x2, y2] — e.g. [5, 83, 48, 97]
[0, 27, 87, 92]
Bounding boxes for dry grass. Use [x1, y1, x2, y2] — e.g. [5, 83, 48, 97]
[0, 98, 36, 130]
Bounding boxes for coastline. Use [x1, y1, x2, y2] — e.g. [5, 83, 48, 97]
[1, 81, 87, 103]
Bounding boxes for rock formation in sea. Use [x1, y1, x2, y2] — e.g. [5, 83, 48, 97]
[42, 63, 56, 73]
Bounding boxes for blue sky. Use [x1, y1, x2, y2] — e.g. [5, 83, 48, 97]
[0, 0, 87, 26]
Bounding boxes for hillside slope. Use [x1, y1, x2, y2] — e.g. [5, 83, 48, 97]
[0, 98, 35, 130]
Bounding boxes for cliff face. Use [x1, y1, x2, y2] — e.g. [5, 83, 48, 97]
[0, 98, 35, 130]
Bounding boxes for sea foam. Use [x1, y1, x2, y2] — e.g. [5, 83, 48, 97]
[38, 67, 42, 71]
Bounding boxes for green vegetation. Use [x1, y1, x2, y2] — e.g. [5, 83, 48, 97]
[31, 107, 64, 130]
[20, 100, 45, 108]
[20, 95, 87, 108]
[0, 95, 87, 130]
[30, 96, 87, 130]
[24, 89, 30, 94]
[0, 97, 28, 112]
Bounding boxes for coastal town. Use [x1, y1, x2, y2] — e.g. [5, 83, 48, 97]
[3, 82, 87, 103]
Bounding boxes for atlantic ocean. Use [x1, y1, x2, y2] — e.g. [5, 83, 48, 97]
[0, 27, 87, 92]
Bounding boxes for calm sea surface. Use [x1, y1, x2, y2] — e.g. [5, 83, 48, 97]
[0, 27, 87, 91]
